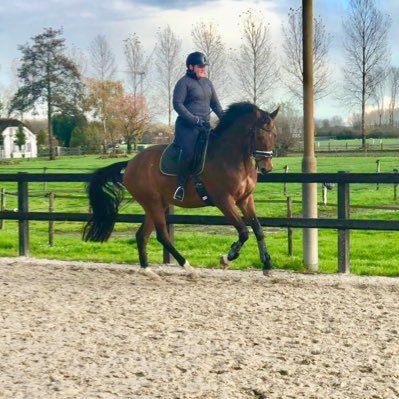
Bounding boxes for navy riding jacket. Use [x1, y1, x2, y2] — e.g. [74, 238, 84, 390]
[172, 71, 223, 159]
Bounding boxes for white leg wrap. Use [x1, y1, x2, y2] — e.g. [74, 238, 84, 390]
[140, 267, 162, 282]
[221, 254, 231, 267]
[183, 261, 198, 279]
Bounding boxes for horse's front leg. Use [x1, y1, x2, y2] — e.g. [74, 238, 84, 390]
[217, 198, 250, 268]
[237, 195, 272, 275]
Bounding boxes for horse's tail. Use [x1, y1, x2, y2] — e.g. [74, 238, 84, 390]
[83, 161, 129, 242]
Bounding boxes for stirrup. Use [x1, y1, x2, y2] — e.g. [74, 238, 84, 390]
[173, 186, 185, 201]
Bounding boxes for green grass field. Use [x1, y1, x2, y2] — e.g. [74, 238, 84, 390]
[1, 153, 399, 276]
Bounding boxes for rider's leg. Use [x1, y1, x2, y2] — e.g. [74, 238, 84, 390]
[173, 154, 191, 201]
[173, 128, 199, 201]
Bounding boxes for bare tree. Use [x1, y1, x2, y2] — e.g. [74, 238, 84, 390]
[68, 46, 88, 78]
[88, 35, 116, 81]
[342, 0, 391, 149]
[387, 66, 399, 126]
[154, 25, 184, 126]
[273, 101, 303, 155]
[372, 67, 388, 126]
[88, 35, 117, 151]
[124, 33, 152, 96]
[191, 21, 230, 103]
[233, 9, 278, 106]
[281, 7, 331, 101]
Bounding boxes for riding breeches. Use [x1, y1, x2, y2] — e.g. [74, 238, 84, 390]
[174, 117, 200, 161]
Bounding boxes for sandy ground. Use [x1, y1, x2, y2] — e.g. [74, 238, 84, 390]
[0, 257, 398, 399]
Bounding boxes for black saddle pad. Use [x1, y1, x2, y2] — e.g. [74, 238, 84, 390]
[159, 131, 209, 177]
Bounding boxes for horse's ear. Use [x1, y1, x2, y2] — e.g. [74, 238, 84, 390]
[270, 106, 280, 120]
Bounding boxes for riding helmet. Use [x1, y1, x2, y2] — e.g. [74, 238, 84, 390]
[186, 52, 209, 67]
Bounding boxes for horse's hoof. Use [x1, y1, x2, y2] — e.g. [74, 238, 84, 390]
[262, 268, 273, 277]
[220, 255, 231, 269]
[183, 261, 199, 280]
[140, 267, 162, 282]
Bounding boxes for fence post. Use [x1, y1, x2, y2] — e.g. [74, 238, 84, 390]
[337, 172, 350, 273]
[287, 196, 293, 256]
[49, 192, 55, 246]
[0, 188, 5, 230]
[283, 165, 289, 196]
[394, 169, 398, 201]
[18, 173, 29, 256]
[164, 205, 174, 264]
[376, 160, 380, 190]
[43, 167, 48, 191]
[322, 184, 328, 205]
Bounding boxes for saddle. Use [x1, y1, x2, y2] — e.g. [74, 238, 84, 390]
[159, 129, 209, 177]
[159, 129, 214, 206]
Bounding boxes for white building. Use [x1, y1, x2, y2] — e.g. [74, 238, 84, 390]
[0, 119, 38, 158]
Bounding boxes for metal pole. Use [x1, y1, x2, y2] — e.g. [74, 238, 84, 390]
[302, 0, 318, 270]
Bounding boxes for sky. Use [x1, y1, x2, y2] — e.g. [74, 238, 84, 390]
[0, 0, 399, 121]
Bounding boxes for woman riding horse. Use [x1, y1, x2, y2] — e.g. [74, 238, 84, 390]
[83, 102, 279, 281]
[172, 51, 224, 201]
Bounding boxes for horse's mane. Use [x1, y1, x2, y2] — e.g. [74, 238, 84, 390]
[213, 101, 258, 135]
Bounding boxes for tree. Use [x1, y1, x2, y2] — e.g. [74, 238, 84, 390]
[15, 124, 26, 151]
[88, 35, 116, 81]
[110, 94, 149, 153]
[191, 21, 230, 102]
[52, 112, 87, 147]
[273, 101, 302, 155]
[124, 33, 152, 96]
[387, 66, 399, 126]
[281, 7, 331, 101]
[70, 122, 102, 153]
[85, 78, 124, 151]
[371, 67, 388, 126]
[88, 35, 117, 151]
[154, 25, 184, 126]
[342, 0, 391, 149]
[9, 28, 83, 159]
[233, 9, 278, 106]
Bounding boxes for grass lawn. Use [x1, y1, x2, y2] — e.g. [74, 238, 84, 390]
[1, 153, 399, 276]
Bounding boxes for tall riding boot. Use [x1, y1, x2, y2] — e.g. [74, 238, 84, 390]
[173, 157, 191, 201]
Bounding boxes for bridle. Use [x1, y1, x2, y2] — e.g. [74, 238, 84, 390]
[249, 113, 274, 161]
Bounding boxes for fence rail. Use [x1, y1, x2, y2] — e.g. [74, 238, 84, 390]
[1, 172, 399, 273]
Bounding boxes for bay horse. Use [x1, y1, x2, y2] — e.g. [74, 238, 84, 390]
[83, 102, 279, 280]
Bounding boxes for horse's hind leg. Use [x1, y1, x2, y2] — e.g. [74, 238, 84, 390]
[135, 216, 162, 281]
[136, 215, 154, 268]
[149, 206, 198, 278]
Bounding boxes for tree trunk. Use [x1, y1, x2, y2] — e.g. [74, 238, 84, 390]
[361, 47, 366, 151]
[127, 138, 132, 154]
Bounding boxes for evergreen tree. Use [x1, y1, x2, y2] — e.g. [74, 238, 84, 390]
[15, 124, 26, 151]
[9, 27, 83, 159]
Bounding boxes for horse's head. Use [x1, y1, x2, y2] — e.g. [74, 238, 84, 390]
[251, 107, 279, 174]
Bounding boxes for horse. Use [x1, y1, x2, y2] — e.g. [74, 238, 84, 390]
[83, 101, 279, 280]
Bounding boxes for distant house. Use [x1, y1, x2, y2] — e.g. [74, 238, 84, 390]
[0, 118, 38, 158]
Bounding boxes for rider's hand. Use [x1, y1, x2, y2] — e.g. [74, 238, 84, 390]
[195, 118, 211, 130]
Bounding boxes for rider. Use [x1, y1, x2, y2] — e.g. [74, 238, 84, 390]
[172, 51, 224, 201]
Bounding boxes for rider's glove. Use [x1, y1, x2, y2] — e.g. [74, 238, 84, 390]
[195, 118, 211, 130]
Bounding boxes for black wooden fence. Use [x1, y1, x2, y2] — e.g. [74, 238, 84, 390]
[1, 172, 399, 274]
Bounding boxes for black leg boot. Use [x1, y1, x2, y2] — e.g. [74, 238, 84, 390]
[173, 158, 190, 201]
